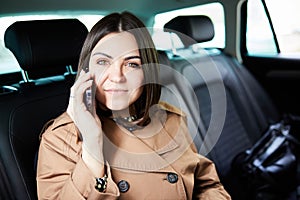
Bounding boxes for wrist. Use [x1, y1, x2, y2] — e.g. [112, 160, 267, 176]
[82, 144, 105, 177]
[95, 174, 108, 193]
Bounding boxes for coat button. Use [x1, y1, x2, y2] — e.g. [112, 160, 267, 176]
[118, 180, 130, 193]
[167, 173, 178, 184]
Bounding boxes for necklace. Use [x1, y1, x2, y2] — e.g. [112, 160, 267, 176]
[112, 115, 141, 132]
[117, 115, 137, 122]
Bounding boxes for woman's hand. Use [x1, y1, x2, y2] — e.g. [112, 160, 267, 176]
[67, 70, 105, 177]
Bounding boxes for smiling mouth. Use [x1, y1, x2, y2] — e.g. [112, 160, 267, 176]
[104, 89, 128, 93]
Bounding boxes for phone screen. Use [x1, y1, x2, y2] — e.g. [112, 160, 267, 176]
[83, 66, 94, 114]
[85, 88, 93, 112]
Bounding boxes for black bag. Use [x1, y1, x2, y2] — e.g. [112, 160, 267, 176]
[232, 119, 300, 200]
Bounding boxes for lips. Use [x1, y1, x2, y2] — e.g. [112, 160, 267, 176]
[104, 88, 128, 93]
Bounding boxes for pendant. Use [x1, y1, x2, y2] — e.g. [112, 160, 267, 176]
[112, 116, 140, 132]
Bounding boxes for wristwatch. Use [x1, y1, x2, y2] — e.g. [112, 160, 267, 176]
[95, 174, 108, 192]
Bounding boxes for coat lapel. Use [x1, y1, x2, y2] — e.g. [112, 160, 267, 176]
[101, 106, 191, 173]
[102, 117, 175, 172]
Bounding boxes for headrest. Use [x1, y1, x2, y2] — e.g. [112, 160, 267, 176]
[164, 15, 214, 47]
[157, 50, 171, 82]
[4, 19, 88, 73]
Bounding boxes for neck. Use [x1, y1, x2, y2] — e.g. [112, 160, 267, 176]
[111, 108, 133, 119]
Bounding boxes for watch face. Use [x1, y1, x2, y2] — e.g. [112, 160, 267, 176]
[95, 175, 108, 192]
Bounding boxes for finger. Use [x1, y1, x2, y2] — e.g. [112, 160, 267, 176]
[71, 70, 91, 91]
[70, 80, 94, 115]
[70, 70, 93, 98]
[75, 79, 93, 101]
[73, 70, 92, 90]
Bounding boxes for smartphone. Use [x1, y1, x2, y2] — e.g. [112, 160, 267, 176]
[83, 66, 94, 115]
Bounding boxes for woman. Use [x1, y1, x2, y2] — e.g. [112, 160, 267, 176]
[36, 11, 231, 199]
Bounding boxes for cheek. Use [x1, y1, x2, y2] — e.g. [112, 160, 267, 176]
[127, 70, 144, 100]
[92, 69, 107, 102]
[91, 65, 107, 86]
[91, 65, 106, 79]
[127, 70, 144, 88]
[95, 84, 106, 107]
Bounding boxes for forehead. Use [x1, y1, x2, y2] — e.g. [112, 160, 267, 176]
[92, 32, 139, 58]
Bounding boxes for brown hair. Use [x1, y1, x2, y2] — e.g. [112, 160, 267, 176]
[76, 11, 161, 126]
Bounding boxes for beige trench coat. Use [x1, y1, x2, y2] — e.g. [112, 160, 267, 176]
[36, 102, 231, 199]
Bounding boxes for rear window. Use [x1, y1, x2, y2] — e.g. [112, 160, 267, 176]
[152, 2, 225, 50]
[0, 6, 226, 75]
[0, 13, 103, 75]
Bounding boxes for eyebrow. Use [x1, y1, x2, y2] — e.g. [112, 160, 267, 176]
[92, 52, 141, 61]
[124, 56, 141, 61]
[92, 52, 113, 59]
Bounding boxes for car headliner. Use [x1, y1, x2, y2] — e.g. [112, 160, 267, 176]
[0, 0, 242, 60]
[0, 0, 239, 22]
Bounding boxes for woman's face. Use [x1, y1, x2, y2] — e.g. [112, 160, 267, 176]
[89, 32, 144, 111]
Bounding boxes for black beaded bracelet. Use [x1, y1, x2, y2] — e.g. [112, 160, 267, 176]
[95, 174, 108, 192]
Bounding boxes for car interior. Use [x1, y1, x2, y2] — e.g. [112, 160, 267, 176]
[1, 0, 300, 199]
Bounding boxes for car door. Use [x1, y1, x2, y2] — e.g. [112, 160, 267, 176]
[240, 0, 300, 116]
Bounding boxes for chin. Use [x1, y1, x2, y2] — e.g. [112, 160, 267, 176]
[105, 97, 138, 112]
[106, 103, 130, 112]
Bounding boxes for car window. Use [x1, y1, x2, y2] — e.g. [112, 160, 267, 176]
[0, 5, 226, 75]
[0, 13, 103, 75]
[152, 2, 225, 50]
[246, 0, 300, 55]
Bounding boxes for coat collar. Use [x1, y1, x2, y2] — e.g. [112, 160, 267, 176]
[50, 101, 186, 135]
[102, 102, 189, 172]
[50, 102, 189, 172]
[51, 112, 73, 130]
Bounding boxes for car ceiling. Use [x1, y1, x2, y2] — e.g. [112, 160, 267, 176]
[0, 0, 236, 22]
[0, 0, 241, 56]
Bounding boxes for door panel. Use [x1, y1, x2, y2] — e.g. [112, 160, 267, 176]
[241, 0, 300, 116]
[243, 55, 300, 115]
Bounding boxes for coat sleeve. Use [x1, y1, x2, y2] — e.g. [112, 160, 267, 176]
[193, 155, 231, 200]
[36, 123, 120, 199]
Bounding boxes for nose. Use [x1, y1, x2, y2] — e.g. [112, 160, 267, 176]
[108, 61, 126, 83]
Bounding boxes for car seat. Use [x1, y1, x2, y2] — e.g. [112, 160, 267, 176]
[0, 18, 88, 200]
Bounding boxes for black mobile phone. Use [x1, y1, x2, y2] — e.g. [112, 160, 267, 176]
[83, 66, 94, 114]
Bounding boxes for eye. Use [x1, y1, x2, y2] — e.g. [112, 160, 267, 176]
[125, 62, 141, 69]
[97, 59, 110, 66]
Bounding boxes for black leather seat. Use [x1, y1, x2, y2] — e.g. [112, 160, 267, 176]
[163, 15, 281, 199]
[0, 19, 88, 200]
